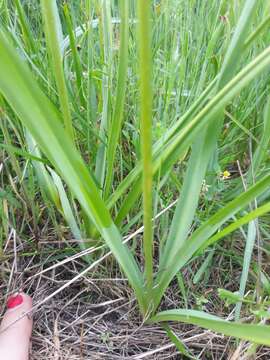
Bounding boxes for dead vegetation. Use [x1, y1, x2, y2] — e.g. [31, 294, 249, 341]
[1, 229, 270, 359]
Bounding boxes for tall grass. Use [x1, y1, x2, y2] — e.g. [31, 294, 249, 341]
[1, 0, 270, 351]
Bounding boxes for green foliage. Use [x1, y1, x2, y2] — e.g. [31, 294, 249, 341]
[151, 309, 270, 346]
[1, 0, 270, 352]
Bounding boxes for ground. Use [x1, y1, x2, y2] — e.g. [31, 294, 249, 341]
[1, 226, 270, 359]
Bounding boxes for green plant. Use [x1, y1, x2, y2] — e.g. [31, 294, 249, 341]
[1, 0, 270, 352]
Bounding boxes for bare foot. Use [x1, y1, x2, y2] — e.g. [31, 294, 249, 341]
[0, 293, 33, 360]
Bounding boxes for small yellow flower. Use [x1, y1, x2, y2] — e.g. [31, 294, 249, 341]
[221, 170, 231, 179]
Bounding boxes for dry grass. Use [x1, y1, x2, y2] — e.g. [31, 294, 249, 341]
[1, 226, 270, 359]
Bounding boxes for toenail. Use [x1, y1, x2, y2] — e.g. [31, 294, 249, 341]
[7, 294, 23, 309]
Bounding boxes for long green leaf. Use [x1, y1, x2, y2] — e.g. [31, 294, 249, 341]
[0, 143, 48, 164]
[248, 99, 270, 180]
[63, 3, 86, 108]
[162, 323, 197, 359]
[151, 309, 270, 346]
[154, 174, 270, 310]
[198, 202, 270, 253]
[108, 0, 270, 220]
[138, 0, 154, 296]
[108, 7, 268, 219]
[113, 38, 270, 243]
[107, 78, 216, 215]
[0, 29, 146, 313]
[94, 0, 113, 191]
[235, 221, 257, 320]
[104, 0, 129, 199]
[226, 98, 270, 201]
[41, 0, 74, 141]
[160, 0, 258, 272]
[13, 0, 36, 53]
[25, 131, 60, 207]
[49, 168, 88, 252]
[245, 13, 270, 48]
[114, 38, 270, 224]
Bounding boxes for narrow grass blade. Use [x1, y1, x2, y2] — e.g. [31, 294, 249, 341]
[13, 0, 36, 53]
[49, 168, 83, 242]
[235, 221, 257, 320]
[154, 175, 270, 310]
[156, 79, 216, 153]
[193, 248, 215, 285]
[160, 136, 216, 269]
[112, 37, 270, 222]
[0, 1, 10, 27]
[138, 0, 154, 294]
[112, 78, 216, 226]
[114, 179, 142, 225]
[247, 99, 270, 181]
[0, 30, 146, 313]
[245, 14, 270, 48]
[104, 0, 129, 199]
[151, 309, 270, 346]
[95, 0, 113, 191]
[226, 98, 270, 201]
[0, 143, 48, 164]
[26, 131, 60, 207]
[41, 0, 74, 142]
[63, 3, 86, 108]
[107, 78, 217, 213]
[107, 0, 270, 215]
[225, 110, 259, 143]
[217, 0, 258, 88]
[86, 0, 96, 134]
[162, 323, 197, 359]
[176, 272, 188, 309]
[0, 110, 33, 203]
[160, 0, 258, 272]
[198, 202, 270, 253]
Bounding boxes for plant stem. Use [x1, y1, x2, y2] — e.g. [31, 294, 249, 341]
[138, 0, 153, 299]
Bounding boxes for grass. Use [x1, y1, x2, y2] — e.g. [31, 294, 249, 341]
[1, 0, 270, 357]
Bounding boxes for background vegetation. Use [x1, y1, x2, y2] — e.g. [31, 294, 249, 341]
[1, 0, 270, 357]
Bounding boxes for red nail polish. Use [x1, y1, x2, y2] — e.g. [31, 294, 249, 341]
[7, 294, 23, 309]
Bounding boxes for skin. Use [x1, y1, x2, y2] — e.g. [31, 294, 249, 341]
[0, 293, 33, 360]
